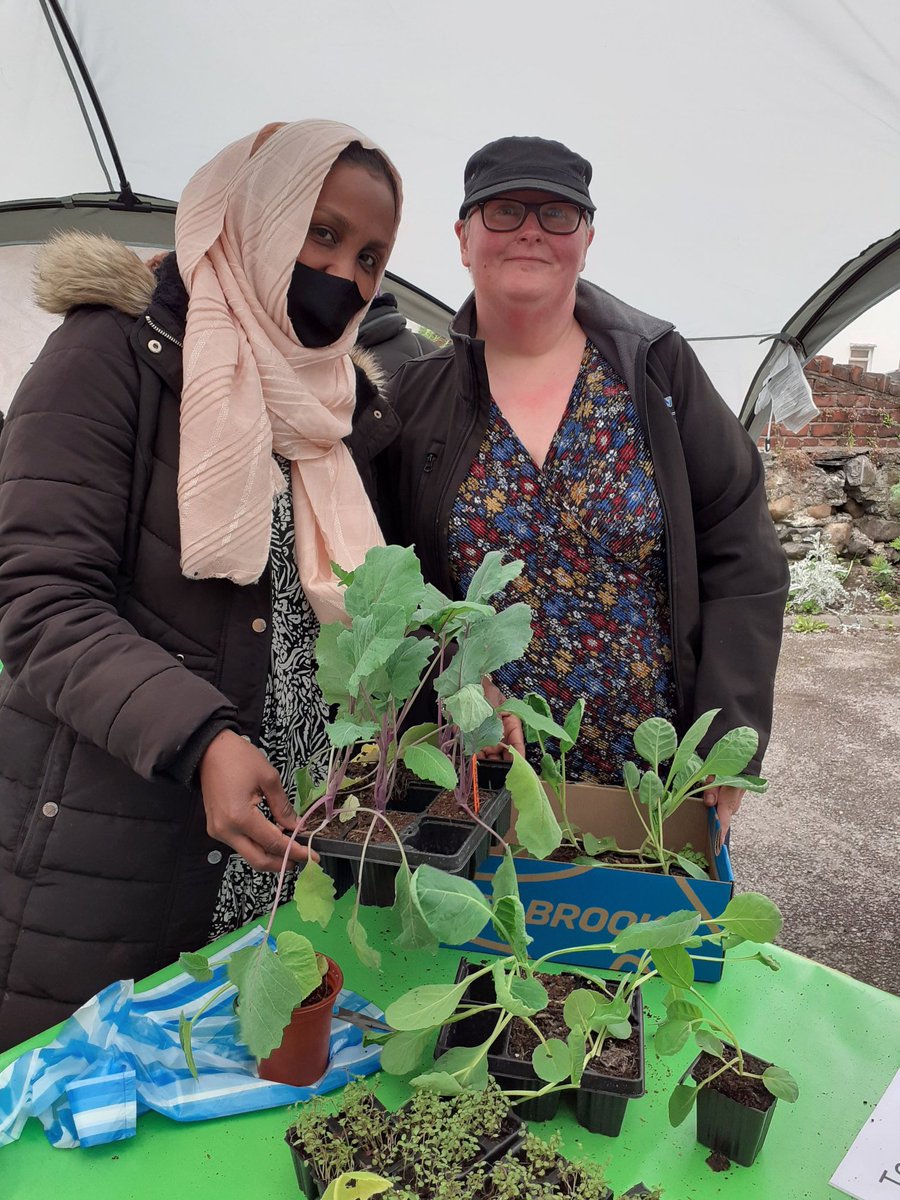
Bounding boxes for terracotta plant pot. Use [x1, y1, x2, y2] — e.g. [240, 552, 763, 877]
[258, 957, 343, 1086]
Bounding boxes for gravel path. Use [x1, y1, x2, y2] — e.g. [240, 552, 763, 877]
[731, 628, 900, 995]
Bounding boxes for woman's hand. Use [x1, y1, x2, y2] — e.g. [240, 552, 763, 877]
[703, 782, 744, 849]
[198, 730, 317, 871]
[478, 677, 526, 761]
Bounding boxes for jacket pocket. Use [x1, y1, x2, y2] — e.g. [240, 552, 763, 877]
[13, 724, 76, 879]
[412, 439, 445, 527]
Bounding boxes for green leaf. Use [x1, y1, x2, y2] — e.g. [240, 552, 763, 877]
[412, 582, 456, 627]
[673, 853, 711, 881]
[754, 949, 781, 971]
[633, 717, 678, 769]
[368, 636, 438, 703]
[403, 743, 458, 790]
[706, 774, 768, 793]
[327, 717, 380, 749]
[563, 988, 596, 1033]
[506, 748, 563, 860]
[442, 682, 495, 733]
[228, 943, 304, 1060]
[315, 622, 356, 704]
[465, 550, 524, 603]
[491, 848, 520, 906]
[622, 760, 640, 793]
[385, 979, 471, 1031]
[589, 996, 631, 1038]
[293, 767, 326, 817]
[520, 693, 552, 745]
[428, 1043, 491, 1090]
[397, 722, 440, 753]
[651, 944, 696, 989]
[410, 865, 493, 944]
[669, 754, 703, 799]
[275, 931, 323, 1000]
[695, 1029, 724, 1058]
[668, 1083, 698, 1127]
[666, 999, 704, 1023]
[179, 1011, 198, 1079]
[392, 863, 438, 953]
[322, 1170, 395, 1200]
[345, 606, 409, 693]
[499, 698, 568, 742]
[539, 751, 563, 790]
[561, 698, 585, 753]
[716, 892, 783, 943]
[763, 1065, 799, 1102]
[612, 910, 701, 952]
[179, 951, 213, 983]
[532, 1038, 572, 1084]
[639, 769, 664, 808]
[347, 912, 381, 971]
[655, 1018, 692, 1056]
[409, 1070, 464, 1096]
[380, 1028, 433, 1076]
[582, 832, 617, 856]
[343, 544, 426, 623]
[330, 561, 355, 587]
[293, 857, 336, 929]
[462, 712, 504, 756]
[435, 603, 532, 694]
[492, 965, 548, 1018]
[567, 1027, 585, 1087]
[701, 726, 759, 778]
[667, 709, 719, 781]
[492, 895, 531, 961]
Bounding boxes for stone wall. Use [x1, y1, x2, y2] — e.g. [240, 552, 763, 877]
[759, 356, 900, 451]
[763, 447, 900, 561]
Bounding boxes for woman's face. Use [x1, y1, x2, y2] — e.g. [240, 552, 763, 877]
[455, 188, 594, 309]
[297, 160, 397, 302]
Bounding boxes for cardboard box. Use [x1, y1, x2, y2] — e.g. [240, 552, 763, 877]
[461, 783, 733, 983]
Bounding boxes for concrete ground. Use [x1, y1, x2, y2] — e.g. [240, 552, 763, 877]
[731, 626, 900, 995]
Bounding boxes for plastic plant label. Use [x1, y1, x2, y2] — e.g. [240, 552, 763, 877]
[830, 1066, 900, 1199]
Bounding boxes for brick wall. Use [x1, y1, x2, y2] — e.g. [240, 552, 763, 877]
[758, 356, 900, 450]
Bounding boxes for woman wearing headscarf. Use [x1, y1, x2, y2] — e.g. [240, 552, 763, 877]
[378, 135, 789, 837]
[0, 120, 401, 1048]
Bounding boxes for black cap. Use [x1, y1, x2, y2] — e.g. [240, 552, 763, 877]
[459, 135, 595, 219]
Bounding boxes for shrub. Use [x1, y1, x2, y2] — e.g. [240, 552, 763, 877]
[786, 536, 850, 613]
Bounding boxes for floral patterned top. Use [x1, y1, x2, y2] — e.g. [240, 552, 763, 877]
[447, 340, 676, 783]
[208, 455, 330, 940]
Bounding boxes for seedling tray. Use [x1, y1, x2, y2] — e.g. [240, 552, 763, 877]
[306, 787, 511, 907]
[285, 1094, 524, 1199]
[435, 959, 645, 1136]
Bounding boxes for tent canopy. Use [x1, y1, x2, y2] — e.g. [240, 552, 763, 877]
[2, 0, 899, 421]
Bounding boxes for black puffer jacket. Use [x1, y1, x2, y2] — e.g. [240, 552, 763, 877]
[0, 234, 398, 1049]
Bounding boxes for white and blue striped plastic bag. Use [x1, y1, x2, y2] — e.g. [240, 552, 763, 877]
[0, 926, 383, 1149]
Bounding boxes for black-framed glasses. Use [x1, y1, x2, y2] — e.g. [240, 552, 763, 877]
[475, 197, 588, 235]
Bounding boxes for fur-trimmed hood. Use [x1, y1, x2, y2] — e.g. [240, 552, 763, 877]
[33, 231, 387, 390]
[35, 231, 156, 317]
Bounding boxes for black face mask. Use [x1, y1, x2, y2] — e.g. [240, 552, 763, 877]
[286, 261, 366, 347]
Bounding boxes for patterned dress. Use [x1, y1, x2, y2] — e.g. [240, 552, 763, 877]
[208, 455, 331, 940]
[447, 340, 676, 783]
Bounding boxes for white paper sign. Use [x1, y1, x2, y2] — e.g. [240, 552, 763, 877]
[831, 1067, 900, 1198]
[754, 342, 819, 432]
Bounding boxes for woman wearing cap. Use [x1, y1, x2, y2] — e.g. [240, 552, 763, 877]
[378, 135, 788, 837]
[0, 120, 402, 1047]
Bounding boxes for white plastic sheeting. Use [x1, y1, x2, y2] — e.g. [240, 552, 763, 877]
[2, 0, 899, 412]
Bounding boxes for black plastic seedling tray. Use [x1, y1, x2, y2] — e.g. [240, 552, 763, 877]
[286, 1094, 525, 1199]
[435, 958, 645, 1136]
[306, 785, 511, 907]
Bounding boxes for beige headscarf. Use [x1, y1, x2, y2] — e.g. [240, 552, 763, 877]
[174, 119, 401, 624]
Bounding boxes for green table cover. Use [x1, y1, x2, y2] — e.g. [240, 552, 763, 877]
[1, 892, 897, 1199]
